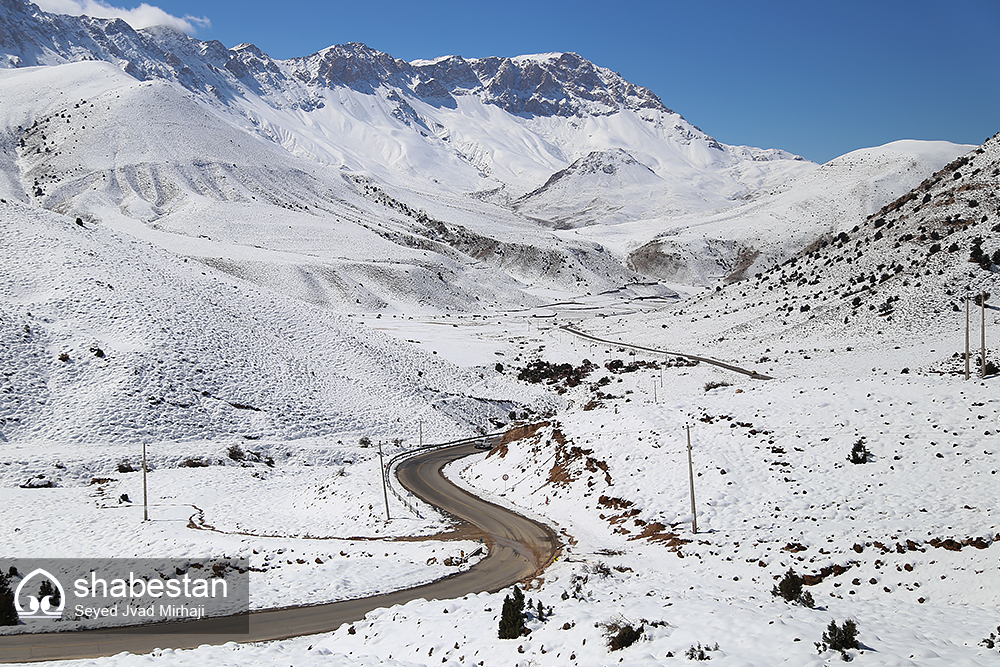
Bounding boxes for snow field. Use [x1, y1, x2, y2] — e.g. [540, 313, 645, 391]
[0, 437, 488, 622]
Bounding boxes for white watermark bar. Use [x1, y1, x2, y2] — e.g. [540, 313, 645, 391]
[0, 558, 249, 634]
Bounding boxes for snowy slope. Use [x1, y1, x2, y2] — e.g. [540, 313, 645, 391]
[0, 198, 557, 448]
[654, 133, 1000, 355]
[2, 2, 1000, 665]
[600, 140, 973, 286]
[1, 62, 649, 312]
[513, 148, 671, 228]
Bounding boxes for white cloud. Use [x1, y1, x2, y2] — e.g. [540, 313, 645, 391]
[34, 0, 211, 34]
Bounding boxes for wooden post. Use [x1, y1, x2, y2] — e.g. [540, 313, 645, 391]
[687, 424, 697, 534]
[966, 295, 971, 381]
[378, 440, 390, 522]
[982, 292, 987, 378]
[142, 442, 149, 522]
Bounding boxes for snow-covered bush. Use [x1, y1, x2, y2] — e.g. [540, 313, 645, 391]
[498, 585, 526, 639]
[771, 568, 815, 607]
[848, 438, 871, 464]
[816, 619, 860, 660]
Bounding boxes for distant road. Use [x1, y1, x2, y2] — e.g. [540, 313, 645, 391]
[0, 442, 558, 663]
[559, 324, 773, 380]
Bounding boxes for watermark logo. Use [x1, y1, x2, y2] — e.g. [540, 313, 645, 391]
[14, 568, 66, 620]
[3, 559, 249, 634]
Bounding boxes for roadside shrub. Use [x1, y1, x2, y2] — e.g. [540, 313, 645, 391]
[117, 459, 136, 473]
[771, 568, 815, 607]
[848, 438, 871, 464]
[816, 619, 860, 660]
[704, 381, 731, 392]
[226, 444, 245, 462]
[0, 571, 17, 625]
[181, 457, 210, 468]
[358, 437, 372, 448]
[518, 359, 597, 388]
[38, 579, 60, 609]
[498, 585, 526, 639]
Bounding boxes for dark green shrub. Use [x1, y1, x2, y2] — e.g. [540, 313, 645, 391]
[498, 586, 526, 639]
[0, 571, 17, 626]
[226, 444, 245, 462]
[704, 381, 731, 392]
[848, 438, 871, 464]
[771, 568, 815, 607]
[816, 619, 860, 660]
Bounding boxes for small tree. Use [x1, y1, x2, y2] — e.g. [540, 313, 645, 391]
[498, 586, 526, 639]
[771, 568, 814, 607]
[38, 579, 60, 609]
[816, 619, 860, 660]
[848, 438, 871, 464]
[0, 571, 18, 626]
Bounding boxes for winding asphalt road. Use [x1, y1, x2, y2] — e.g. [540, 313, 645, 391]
[0, 442, 559, 663]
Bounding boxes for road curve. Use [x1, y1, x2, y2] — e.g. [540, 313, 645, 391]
[0, 442, 559, 663]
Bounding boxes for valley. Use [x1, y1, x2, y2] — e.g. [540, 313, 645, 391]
[0, 0, 998, 664]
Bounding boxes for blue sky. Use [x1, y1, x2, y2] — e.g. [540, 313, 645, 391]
[43, 0, 999, 163]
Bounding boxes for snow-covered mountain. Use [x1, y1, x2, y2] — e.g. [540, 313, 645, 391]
[652, 132, 1000, 356]
[0, 0, 987, 446]
[0, 0, 810, 205]
[617, 140, 975, 285]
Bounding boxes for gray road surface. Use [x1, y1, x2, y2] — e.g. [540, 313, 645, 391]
[0, 442, 558, 663]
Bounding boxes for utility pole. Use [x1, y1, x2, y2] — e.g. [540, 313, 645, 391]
[378, 440, 390, 522]
[686, 424, 697, 534]
[142, 442, 149, 522]
[966, 295, 971, 380]
[653, 380, 657, 403]
[418, 421, 423, 448]
[982, 291, 987, 379]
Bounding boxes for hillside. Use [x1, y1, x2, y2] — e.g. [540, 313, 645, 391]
[0, 198, 558, 447]
[0, 2, 998, 665]
[602, 140, 973, 286]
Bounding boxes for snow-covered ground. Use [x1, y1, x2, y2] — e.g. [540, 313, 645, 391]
[5, 297, 999, 665]
[1, 9, 997, 664]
